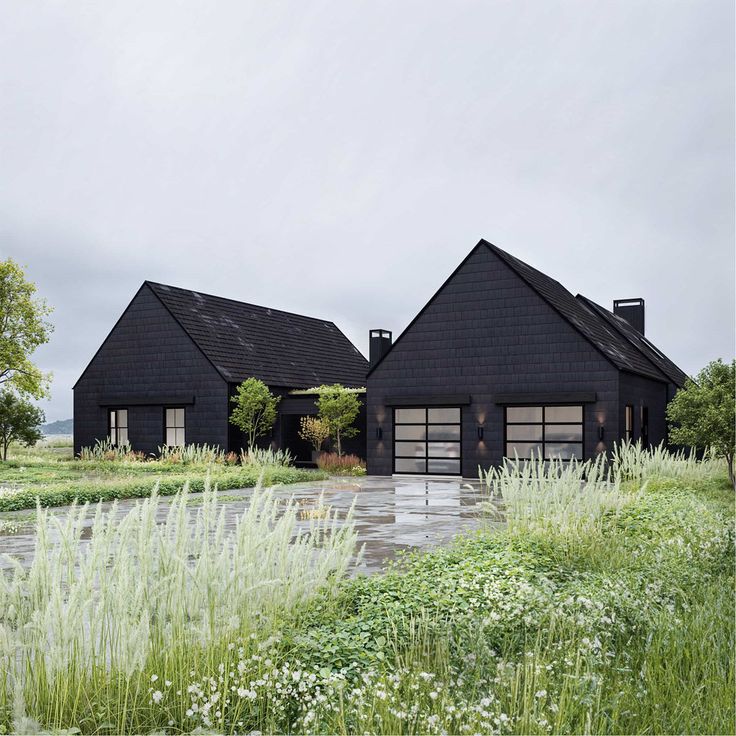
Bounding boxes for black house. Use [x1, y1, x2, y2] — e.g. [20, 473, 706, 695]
[73, 282, 368, 458]
[366, 239, 687, 476]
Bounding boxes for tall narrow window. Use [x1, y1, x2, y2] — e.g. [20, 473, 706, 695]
[640, 406, 649, 449]
[108, 409, 128, 446]
[165, 408, 186, 447]
[625, 405, 634, 442]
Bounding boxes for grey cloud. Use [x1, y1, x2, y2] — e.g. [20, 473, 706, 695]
[0, 0, 733, 422]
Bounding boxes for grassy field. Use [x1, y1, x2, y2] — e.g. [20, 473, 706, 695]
[0, 444, 733, 734]
[0, 438, 328, 512]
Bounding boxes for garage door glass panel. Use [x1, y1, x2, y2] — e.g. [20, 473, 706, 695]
[506, 424, 543, 442]
[507, 406, 542, 423]
[428, 459, 461, 474]
[395, 425, 427, 441]
[395, 458, 425, 473]
[545, 424, 583, 441]
[428, 441, 460, 458]
[428, 407, 461, 423]
[506, 442, 542, 459]
[427, 425, 461, 441]
[545, 406, 583, 422]
[395, 408, 426, 423]
[394, 441, 426, 457]
[545, 442, 582, 460]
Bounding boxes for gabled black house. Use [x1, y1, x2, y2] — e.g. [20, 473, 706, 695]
[73, 282, 368, 458]
[365, 240, 687, 476]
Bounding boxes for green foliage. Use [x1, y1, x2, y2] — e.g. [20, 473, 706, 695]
[315, 384, 361, 455]
[667, 358, 736, 486]
[229, 378, 280, 448]
[0, 462, 325, 512]
[0, 446, 732, 734]
[241, 446, 294, 467]
[298, 416, 330, 453]
[0, 259, 53, 398]
[0, 390, 44, 460]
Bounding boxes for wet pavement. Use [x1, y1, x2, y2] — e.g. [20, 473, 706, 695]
[0, 476, 497, 574]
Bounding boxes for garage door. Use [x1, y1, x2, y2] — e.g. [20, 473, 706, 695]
[393, 407, 462, 475]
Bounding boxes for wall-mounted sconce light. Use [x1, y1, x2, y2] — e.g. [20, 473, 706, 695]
[598, 425, 605, 441]
[376, 426, 383, 440]
[477, 425, 484, 441]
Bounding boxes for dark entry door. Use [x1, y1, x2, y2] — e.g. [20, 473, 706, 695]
[393, 407, 461, 475]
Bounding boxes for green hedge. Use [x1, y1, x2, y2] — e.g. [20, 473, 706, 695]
[0, 466, 328, 512]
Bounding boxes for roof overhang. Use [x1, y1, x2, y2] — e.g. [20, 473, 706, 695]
[494, 392, 597, 405]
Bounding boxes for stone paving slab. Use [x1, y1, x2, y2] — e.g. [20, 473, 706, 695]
[0, 475, 498, 574]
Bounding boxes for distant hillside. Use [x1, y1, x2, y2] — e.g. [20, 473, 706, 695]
[42, 418, 73, 435]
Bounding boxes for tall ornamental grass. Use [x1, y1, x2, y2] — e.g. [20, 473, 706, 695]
[479, 453, 633, 539]
[0, 478, 358, 731]
[612, 439, 725, 484]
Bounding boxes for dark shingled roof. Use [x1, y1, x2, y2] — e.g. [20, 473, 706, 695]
[146, 281, 367, 388]
[483, 241, 670, 382]
[576, 295, 688, 387]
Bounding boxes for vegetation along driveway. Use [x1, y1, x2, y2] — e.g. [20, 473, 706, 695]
[0, 475, 494, 574]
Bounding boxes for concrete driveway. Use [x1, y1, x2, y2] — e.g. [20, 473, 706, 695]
[0, 475, 495, 574]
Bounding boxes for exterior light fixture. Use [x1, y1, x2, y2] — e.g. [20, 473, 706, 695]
[477, 425, 484, 440]
[598, 425, 605, 441]
[376, 426, 383, 440]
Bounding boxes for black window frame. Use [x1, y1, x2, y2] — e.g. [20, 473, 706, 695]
[625, 404, 634, 442]
[108, 408, 129, 446]
[504, 404, 584, 461]
[164, 407, 186, 447]
[640, 406, 649, 449]
[393, 406, 462, 475]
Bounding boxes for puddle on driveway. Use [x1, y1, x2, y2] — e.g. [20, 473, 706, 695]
[0, 476, 498, 574]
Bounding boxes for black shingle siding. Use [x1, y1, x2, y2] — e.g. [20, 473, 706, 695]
[74, 285, 228, 455]
[367, 244, 620, 476]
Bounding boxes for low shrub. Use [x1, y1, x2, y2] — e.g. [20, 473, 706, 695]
[241, 446, 294, 468]
[0, 465, 327, 512]
[316, 452, 366, 476]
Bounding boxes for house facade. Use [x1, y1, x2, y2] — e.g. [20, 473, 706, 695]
[73, 282, 367, 458]
[74, 239, 687, 475]
[365, 240, 687, 476]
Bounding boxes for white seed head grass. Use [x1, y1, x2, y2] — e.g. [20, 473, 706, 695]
[0, 475, 359, 699]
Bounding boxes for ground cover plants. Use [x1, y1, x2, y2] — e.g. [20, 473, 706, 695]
[0, 439, 327, 512]
[0, 443, 732, 734]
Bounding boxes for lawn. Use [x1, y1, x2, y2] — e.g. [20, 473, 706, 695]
[0, 444, 733, 734]
[0, 438, 328, 512]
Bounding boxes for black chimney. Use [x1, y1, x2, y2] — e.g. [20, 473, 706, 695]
[369, 329, 392, 368]
[613, 298, 645, 335]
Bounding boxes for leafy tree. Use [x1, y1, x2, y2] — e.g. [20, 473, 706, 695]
[299, 416, 330, 453]
[0, 259, 54, 398]
[316, 384, 361, 456]
[667, 358, 736, 487]
[0, 390, 45, 461]
[229, 378, 280, 449]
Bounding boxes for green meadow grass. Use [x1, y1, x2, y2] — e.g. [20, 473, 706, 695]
[0, 445, 732, 734]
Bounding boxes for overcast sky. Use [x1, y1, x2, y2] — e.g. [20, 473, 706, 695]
[1, 1, 733, 422]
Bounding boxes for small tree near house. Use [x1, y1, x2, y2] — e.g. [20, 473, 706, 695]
[0, 390, 44, 461]
[666, 358, 736, 488]
[298, 416, 330, 454]
[229, 378, 280, 449]
[315, 384, 361, 456]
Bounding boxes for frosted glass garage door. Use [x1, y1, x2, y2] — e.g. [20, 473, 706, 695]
[393, 407, 461, 475]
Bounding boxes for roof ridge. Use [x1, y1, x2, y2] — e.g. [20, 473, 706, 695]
[144, 280, 341, 327]
[480, 240, 668, 382]
[576, 294, 687, 386]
